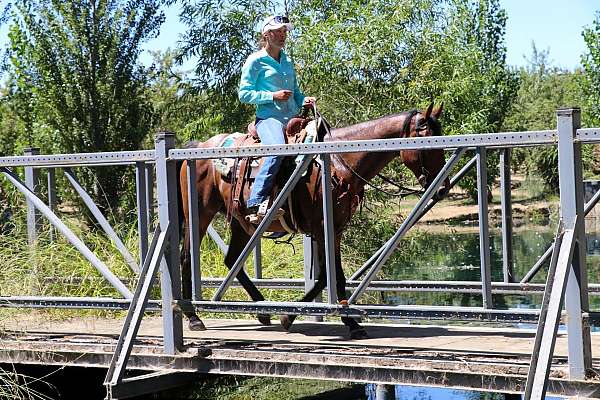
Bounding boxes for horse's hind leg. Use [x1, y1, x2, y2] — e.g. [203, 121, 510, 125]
[224, 218, 270, 325]
[334, 239, 368, 339]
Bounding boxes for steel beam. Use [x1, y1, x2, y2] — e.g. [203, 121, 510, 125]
[186, 160, 202, 301]
[212, 155, 313, 301]
[207, 224, 229, 254]
[320, 154, 337, 304]
[1, 167, 133, 298]
[144, 163, 154, 229]
[24, 148, 41, 246]
[64, 167, 139, 273]
[0, 150, 155, 168]
[500, 148, 515, 282]
[47, 168, 57, 242]
[348, 148, 466, 304]
[154, 132, 183, 354]
[254, 241, 262, 279]
[477, 147, 492, 308]
[525, 226, 575, 400]
[169, 130, 557, 161]
[108, 371, 199, 400]
[105, 224, 168, 388]
[557, 108, 591, 378]
[576, 127, 600, 143]
[136, 162, 149, 268]
[303, 235, 323, 321]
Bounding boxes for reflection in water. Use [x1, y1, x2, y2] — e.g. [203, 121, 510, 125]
[378, 225, 600, 311]
[364, 384, 562, 399]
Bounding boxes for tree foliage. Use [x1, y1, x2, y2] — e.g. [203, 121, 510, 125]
[175, 0, 518, 197]
[502, 42, 596, 192]
[4, 0, 164, 215]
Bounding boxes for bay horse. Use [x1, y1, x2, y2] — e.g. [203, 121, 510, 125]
[179, 103, 449, 339]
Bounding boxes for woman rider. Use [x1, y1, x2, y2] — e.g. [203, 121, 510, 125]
[238, 15, 315, 223]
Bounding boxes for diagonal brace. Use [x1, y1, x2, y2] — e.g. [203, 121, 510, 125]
[1, 167, 132, 298]
[348, 148, 466, 304]
[212, 155, 314, 301]
[350, 154, 476, 281]
[104, 223, 169, 387]
[524, 221, 576, 400]
[64, 168, 139, 273]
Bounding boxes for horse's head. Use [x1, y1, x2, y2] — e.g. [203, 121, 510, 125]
[400, 103, 450, 199]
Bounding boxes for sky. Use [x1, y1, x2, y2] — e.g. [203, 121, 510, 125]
[2, 1, 600, 73]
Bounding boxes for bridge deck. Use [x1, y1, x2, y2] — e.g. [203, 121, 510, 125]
[1, 315, 600, 397]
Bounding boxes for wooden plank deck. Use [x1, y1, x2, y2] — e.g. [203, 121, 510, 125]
[1, 315, 600, 397]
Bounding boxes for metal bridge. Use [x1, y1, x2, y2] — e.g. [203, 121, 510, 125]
[0, 108, 599, 399]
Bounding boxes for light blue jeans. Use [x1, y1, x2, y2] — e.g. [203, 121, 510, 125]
[247, 118, 286, 208]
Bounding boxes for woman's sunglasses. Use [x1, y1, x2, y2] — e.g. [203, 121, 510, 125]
[265, 15, 290, 28]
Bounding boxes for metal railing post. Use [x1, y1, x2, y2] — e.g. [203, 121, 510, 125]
[303, 235, 323, 321]
[254, 242, 262, 279]
[476, 147, 492, 308]
[136, 162, 149, 268]
[47, 168, 57, 242]
[557, 108, 592, 378]
[320, 153, 337, 304]
[500, 148, 515, 282]
[186, 160, 202, 300]
[154, 132, 183, 353]
[145, 162, 154, 228]
[24, 148, 41, 246]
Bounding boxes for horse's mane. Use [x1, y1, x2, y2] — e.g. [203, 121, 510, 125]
[329, 109, 419, 141]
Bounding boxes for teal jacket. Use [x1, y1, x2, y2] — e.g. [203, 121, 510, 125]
[239, 49, 305, 124]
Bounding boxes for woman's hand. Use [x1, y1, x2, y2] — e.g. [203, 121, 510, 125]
[273, 90, 292, 101]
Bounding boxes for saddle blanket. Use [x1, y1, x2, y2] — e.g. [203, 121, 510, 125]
[213, 120, 318, 179]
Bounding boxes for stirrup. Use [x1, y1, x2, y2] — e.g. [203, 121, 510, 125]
[246, 199, 284, 224]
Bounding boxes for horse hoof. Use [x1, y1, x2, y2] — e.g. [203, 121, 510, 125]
[258, 313, 271, 326]
[349, 328, 369, 340]
[188, 316, 207, 331]
[280, 315, 293, 331]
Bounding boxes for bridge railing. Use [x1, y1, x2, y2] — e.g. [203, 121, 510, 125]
[0, 108, 599, 399]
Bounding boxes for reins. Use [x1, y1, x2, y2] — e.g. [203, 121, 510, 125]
[311, 104, 424, 198]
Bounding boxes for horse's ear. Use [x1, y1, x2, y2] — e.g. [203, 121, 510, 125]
[433, 102, 443, 119]
[424, 102, 434, 119]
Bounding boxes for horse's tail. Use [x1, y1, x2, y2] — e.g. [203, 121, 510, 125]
[176, 140, 202, 240]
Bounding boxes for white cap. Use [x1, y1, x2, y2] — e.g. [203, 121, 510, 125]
[261, 15, 293, 34]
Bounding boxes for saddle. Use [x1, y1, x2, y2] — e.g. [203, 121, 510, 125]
[214, 117, 314, 235]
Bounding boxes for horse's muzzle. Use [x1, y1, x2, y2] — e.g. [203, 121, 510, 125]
[420, 174, 449, 200]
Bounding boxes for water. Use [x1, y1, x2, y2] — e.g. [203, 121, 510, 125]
[381, 225, 600, 310]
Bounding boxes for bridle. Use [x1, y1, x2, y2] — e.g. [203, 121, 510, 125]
[311, 104, 431, 197]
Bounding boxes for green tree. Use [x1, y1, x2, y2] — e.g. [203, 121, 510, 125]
[582, 11, 600, 127]
[175, 0, 276, 133]
[175, 0, 517, 196]
[503, 43, 592, 192]
[147, 49, 229, 144]
[5, 0, 164, 215]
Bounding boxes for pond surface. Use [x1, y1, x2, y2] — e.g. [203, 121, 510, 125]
[381, 222, 600, 311]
